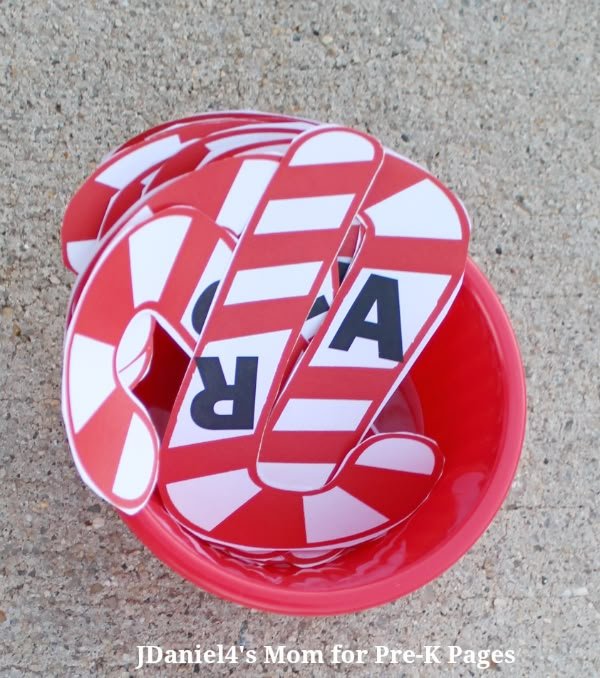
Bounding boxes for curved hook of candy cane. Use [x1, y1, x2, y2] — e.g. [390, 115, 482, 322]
[299, 431, 444, 549]
[62, 206, 234, 514]
[162, 432, 443, 552]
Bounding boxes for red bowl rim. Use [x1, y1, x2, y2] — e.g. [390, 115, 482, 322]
[121, 257, 527, 615]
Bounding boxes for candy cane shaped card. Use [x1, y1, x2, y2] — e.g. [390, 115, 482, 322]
[158, 127, 469, 551]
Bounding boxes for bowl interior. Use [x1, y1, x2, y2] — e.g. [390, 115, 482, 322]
[122, 258, 526, 614]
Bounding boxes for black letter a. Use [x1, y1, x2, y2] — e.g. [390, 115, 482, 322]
[329, 274, 403, 361]
[191, 356, 258, 430]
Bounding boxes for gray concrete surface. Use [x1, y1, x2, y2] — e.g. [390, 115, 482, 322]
[1, 1, 598, 675]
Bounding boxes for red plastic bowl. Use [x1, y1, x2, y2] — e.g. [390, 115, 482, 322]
[121, 258, 526, 615]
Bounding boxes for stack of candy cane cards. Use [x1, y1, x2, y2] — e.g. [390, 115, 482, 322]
[61, 111, 470, 567]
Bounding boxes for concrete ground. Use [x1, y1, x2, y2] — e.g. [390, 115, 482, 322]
[1, 1, 598, 675]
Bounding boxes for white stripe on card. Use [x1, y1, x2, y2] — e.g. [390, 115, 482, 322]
[365, 179, 462, 240]
[111, 413, 156, 500]
[128, 214, 191, 307]
[396, 271, 451, 352]
[257, 462, 335, 491]
[66, 239, 99, 275]
[254, 194, 355, 234]
[356, 436, 436, 475]
[69, 334, 116, 433]
[96, 136, 192, 190]
[166, 469, 261, 531]
[303, 487, 387, 543]
[290, 130, 377, 166]
[216, 159, 278, 235]
[273, 398, 372, 432]
[224, 261, 323, 305]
